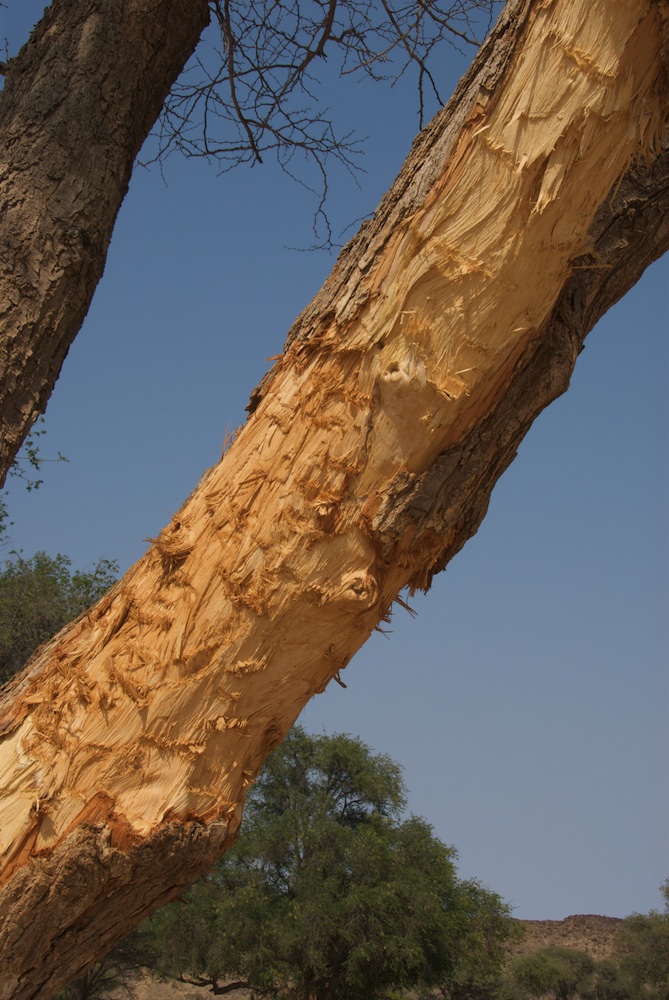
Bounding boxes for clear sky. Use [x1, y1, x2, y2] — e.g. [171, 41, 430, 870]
[2, 2, 667, 922]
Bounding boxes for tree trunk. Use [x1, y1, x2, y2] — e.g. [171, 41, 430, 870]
[0, 0, 668, 995]
[0, 0, 210, 486]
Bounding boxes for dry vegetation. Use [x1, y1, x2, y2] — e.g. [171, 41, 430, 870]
[511, 914, 623, 961]
[119, 914, 623, 1000]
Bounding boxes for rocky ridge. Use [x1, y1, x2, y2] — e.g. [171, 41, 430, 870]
[511, 913, 623, 960]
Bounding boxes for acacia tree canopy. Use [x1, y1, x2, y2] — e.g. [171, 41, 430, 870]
[142, 726, 517, 1000]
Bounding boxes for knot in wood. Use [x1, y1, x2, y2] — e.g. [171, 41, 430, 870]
[338, 572, 379, 609]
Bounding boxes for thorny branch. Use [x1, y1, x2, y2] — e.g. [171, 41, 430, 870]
[148, 0, 499, 244]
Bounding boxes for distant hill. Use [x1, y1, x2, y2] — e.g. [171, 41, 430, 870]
[510, 914, 623, 961]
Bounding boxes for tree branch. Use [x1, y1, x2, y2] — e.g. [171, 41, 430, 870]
[178, 975, 250, 994]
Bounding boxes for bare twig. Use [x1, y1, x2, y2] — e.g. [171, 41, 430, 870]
[144, 0, 501, 240]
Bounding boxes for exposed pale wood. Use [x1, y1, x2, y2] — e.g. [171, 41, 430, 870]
[0, 0, 668, 995]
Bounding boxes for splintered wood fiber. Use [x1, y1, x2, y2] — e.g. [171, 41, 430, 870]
[0, 0, 666, 888]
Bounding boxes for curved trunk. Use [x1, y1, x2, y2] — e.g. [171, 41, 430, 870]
[0, 0, 668, 995]
[0, 0, 210, 486]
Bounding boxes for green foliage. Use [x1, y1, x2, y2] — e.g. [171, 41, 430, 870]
[507, 947, 596, 1000]
[141, 726, 516, 1000]
[613, 880, 669, 1000]
[0, 551, 118, 684]
[585, 958, 642, 1000]
[427, 882, 525, 1000]
[503, 890, 669, 1000]
[0, 418, 67, 544]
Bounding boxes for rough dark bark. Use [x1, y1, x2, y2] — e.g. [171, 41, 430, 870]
[0, 0, 667, 997]
[0, 0, 210, 486]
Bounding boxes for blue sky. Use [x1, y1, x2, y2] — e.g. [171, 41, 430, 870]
[2, 2, 667, 921]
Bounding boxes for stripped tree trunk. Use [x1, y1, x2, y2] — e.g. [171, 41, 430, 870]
[1, 0, 668, 996]
[0, 0, 210, 486]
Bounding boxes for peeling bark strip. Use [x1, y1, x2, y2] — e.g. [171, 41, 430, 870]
[0, 0, 210, 486]
[1, 0, 668, 995]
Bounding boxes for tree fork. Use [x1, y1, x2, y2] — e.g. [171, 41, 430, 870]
[0, 0, 210, 486]
[0, 0, 668, 995]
